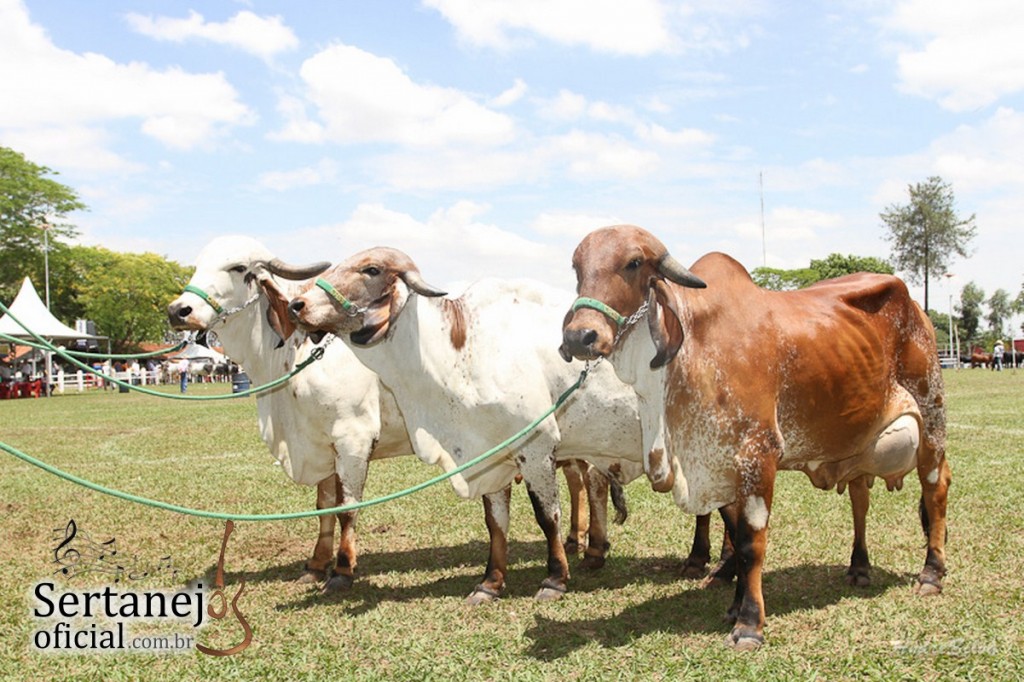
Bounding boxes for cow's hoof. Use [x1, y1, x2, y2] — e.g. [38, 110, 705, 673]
[726, 632, 765, 651]
[534, 587, 566, 602]
[321, 573, 354, 594]
[845, 569, 871, 588]
[297, 568, 326, 585]
[579, 554, 606, 571]
[563, 538, 581, 555]
[465, 584, 502, 605]
[914, 580, 943, 597]
[535, 578, 568, 602]
[679, 559, 709, 580]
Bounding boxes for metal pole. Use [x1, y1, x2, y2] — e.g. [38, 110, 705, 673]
[760, 171, 766, 267]
[42, 225, 52, 395]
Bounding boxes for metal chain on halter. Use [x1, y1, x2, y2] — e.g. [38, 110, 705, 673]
[213, 290, 261, 325]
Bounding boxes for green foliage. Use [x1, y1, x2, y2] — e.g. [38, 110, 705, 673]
[0, 147, 86, 308]
[880, 176, 977, 312]
[750, 266, 819, 291]
[986, 288, 1012, 337]
[73, 247, 193, 351]
[751, 253, 893, 291]
[958, 282, 985, 342]
[808, 253, 893, 280]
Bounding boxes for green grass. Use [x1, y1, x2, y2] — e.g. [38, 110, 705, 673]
[1, 371, 1022, 680]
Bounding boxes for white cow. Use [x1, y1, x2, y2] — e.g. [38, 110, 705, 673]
[286, 247, 644, 602]
[168, 236, 414, 592]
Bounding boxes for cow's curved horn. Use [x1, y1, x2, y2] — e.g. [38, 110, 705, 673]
[260, 258, 332, 281]
[401, 270, 447, 298]
[658, 254, 707, 289]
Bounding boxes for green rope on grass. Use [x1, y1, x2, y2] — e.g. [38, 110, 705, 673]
[0, 370, 586, 520]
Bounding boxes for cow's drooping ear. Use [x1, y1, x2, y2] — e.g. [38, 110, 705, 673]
[257, 275, 296, 345]
[647, 279, 684, 369]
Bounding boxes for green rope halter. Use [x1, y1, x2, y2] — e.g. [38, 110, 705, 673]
[315, 277, 361, 315]
[571, 297, 627, 327]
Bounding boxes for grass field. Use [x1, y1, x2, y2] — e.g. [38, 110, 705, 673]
[1, 370, 1022, 680]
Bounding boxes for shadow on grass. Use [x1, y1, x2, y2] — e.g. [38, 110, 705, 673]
[523, 562, 910, 661]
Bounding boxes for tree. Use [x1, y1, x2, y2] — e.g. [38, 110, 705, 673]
[957, 282, 985, 343]
[0, 147, 86, 309]
[74, 247, 193, 351]
[808, 253, 893, 280]
[986, 289, 1012, 338]
[751, 253, 893, 291]
[750, 266, 819, 291]
[880, 176, 977, 313]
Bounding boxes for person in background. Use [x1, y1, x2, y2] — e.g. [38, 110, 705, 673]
[177, 357, 190, 393]
[992, 340, 1004, 372]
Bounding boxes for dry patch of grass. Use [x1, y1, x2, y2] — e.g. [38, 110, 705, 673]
[1, 371, 1022, 680]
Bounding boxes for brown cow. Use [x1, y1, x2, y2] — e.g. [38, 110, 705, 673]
[560, 225, 951, 650]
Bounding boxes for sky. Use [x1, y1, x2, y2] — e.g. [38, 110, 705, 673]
[2, 0, 1022, 327]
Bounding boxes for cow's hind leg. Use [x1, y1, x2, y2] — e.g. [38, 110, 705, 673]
[706, 509, 738, 587]
[916, 457, 951, 596]
[680, 513, 712, 579]
[845, 475, 871, 587]
[560, 460, 587, 556]
[466, 486, 512, 605]
[300, 475, 338, 584]
[579, 462, 612, 570]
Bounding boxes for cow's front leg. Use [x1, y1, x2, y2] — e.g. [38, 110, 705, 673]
[323, 459, 369, 593]
[846, 475, 871, 587]
[466, 486, 512, 605]
[300, 474, 339, 584]
[722, 463, 775, 651]
[525, 459, 570, 601]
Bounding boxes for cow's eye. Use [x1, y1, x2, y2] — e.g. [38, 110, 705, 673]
[229, 265, 246, 274]
[625, 258, 643, 271]
[362, 266, 381, 277]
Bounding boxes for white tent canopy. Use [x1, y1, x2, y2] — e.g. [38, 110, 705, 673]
[0, 277, 105, 341]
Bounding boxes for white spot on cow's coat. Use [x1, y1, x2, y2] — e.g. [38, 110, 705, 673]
[927, 467, 939, 485]
[744, 495, 769, 531]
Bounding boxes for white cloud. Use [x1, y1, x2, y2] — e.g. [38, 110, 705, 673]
[277, 43, 516, 147]
[636, 123, 716, 148]
[125, 10, 299, 61]
[0, 0, 252, 157]
[424, 0, 674, 56]
[257, 159, 339, 191]
[555, 131, 661, 179]
[280, 202, 570, 289]
[531, 212, 625, 240]
[490, 78, 528, 107]
[885, 0, 1024, 111]
[928, 107, 1024, 192]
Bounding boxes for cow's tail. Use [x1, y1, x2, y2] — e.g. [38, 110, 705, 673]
[610, 476, 628, 525]
[918, 495, 929, 540]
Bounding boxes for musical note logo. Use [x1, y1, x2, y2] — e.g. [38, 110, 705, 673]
[51, 519, 178, 582]
[196, 520, 252, 657]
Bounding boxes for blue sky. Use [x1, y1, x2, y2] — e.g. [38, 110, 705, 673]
[2, 0, 1022, 325]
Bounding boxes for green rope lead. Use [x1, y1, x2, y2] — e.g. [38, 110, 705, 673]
[0, 300, 316, 401]
[0, 370, 586, 521]
[0, 331, 187, 360]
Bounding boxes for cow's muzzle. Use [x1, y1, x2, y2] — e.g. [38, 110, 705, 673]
[559, 327, 602, 363]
